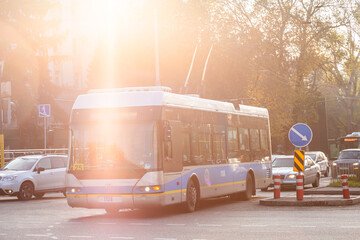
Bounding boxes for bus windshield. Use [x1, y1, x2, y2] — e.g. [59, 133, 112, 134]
[69, 121, 157, 173]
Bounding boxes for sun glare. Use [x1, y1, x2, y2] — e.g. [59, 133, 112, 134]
[73, 0, 147, 86]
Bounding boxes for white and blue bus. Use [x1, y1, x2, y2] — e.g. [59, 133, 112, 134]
[66, 86, 272, 213]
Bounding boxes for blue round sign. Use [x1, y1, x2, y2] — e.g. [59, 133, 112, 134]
[288, 123, 313, 148]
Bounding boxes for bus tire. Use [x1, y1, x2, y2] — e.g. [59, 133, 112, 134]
[239, 174, 254, 201]
[184, 179, 199, 213]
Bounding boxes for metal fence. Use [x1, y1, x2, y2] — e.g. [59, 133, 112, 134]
[4, 148, 68, 164]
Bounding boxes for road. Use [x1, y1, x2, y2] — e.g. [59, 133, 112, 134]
[0, 177, 359, 240]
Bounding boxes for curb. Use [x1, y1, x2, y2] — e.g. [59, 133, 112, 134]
[259, 196, 360, 206]
[304, 188, 360, 196]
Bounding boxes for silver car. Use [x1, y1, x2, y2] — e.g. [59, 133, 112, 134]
[272, 155, 321, 188]
[306, 151, 329, 177]
[0, 155, 68, 200]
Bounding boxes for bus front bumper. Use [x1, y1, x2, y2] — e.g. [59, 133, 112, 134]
[66, 193, 165, 210]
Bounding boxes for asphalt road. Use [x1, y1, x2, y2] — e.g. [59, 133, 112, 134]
[0, 177, 359, 240]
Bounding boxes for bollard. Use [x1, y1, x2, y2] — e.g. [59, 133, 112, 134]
[273, 175, 281, 199]
[296, 174, 304, 201]
[341, 174, 350, 199]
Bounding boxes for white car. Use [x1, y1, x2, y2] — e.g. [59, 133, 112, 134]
[0, 155, 68, 200]
[272, 155, 321, 188]
[306, 151, 329, 177]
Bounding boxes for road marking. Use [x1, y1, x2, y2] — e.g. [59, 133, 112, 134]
[129, 223, 151, 226]
[241, 224, 268, 227]
[197, 224, 222, 227]
[25, 234, 49, 237]
[69, 236, 94, 238]
[0, 233, 7, 236]
[340, 226, 360, 229]
[166, 223, 186, 226]
[290, 225, 316, 228]
[153, 238, 177, 240]
[110, 237, 135, 239]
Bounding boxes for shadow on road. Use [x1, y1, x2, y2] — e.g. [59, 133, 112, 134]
[68, 196, 255, 221]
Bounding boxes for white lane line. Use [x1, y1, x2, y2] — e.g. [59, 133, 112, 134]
[340, 226, 360, 229]
[98, 222, 116, 225]
[290, 226, 316, 228]
[25, 234, 49, 237]
[69, 236, 94, 238]
[0, 234, 7, 236]
[153, 238, 177, 240]
[241, 224, 268, 227]
[166, 223, 186, 226]
[197, 224, 222, 227]
[129, 223, 151, 226]
[110, 237, 135, 239]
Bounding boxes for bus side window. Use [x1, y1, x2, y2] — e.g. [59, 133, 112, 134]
[213, 133, 226, 164]
[259, 129, 270, 161]
[182, 132, 191, 166]
[238, 128, 250, 162]
[227, 127, 239, 161]
[249, 129, 260, 161]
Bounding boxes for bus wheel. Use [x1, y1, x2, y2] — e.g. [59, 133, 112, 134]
[240, 174, 253, 201]
[184, 179, 198, 213]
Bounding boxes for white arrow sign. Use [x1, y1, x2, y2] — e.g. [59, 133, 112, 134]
[291, 127, 308, 141]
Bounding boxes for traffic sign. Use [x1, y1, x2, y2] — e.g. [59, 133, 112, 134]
[38, 104, 51, 117]
[288, 123, 313, 148]
[293, 150, 305, 172]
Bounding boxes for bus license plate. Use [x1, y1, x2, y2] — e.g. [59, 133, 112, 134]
[101, 196, 113, 202]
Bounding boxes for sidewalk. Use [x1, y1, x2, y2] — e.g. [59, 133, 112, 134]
[259, 187, 360, 206]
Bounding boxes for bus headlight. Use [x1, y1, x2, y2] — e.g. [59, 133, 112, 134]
[139, 185, 162, 193]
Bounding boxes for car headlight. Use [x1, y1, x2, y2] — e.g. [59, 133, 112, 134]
[332, 162, 337, 166]
[2, 176, 17, 182]
[353, 162, 359, 166]
[287, 174, 296, 179]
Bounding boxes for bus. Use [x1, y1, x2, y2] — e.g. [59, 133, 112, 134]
[338, 132, 360, 151]
[66, 86, 272, 213]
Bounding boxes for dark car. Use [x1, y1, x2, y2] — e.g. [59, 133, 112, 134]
[332, 149, 360, 178]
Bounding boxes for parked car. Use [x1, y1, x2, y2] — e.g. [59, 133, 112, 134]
[306, 151, 330, 177]
[272, 155, 321, 188]
[0, 155, 68, 200]
[332, 149, 360, 178]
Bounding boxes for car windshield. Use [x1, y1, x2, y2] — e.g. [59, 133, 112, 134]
[339, 151, 360, 160]
[272, 157, 293, 168]
[3, 157, 39, 171]
[306, 154, 316, 160]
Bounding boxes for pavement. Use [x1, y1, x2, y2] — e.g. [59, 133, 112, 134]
[259, 185, 360, 206]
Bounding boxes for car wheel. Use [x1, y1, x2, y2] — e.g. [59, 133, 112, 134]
[184, 179, 199, 213]
[17, 182, 34, 201]
[239, 174, 254, 200]
[312, 174, 320, 188]
[260, 186, 268, 192]
[34, 193, 45, 199]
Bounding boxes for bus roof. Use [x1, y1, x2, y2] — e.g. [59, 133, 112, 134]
[72, 87, 269, 118]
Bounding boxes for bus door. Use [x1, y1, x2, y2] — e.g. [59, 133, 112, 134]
[162, 120, 183, 205]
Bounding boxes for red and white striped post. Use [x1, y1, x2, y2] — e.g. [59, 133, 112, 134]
[273, 175, 281, 199]
[341, 174, 350, 199]
[296, 174, 304, 201]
